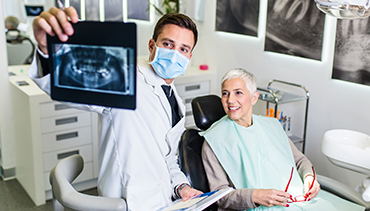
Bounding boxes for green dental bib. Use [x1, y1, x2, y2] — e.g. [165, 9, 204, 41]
[200, 115, 365, 211]
[200, 115, 303, 196]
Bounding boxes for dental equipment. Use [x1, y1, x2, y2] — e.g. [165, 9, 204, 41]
[315, 0, 370, 19]
[322, 129, 370, 202]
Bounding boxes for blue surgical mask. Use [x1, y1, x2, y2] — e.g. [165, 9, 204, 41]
[149, 45, 190, 79]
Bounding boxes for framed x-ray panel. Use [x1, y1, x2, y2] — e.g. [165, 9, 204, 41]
[56, 0, 81, 17]
[105, 0, 124, 21]
[332, 18, 370, 86]
[47, 21, 137, 110]
[216, 0, 259, 37]
[127, 0, 150, 21]
[264, 0, 325, 61]
[85, 0, 100, 21]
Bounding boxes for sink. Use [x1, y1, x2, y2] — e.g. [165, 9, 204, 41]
[322, 129, 370, 175]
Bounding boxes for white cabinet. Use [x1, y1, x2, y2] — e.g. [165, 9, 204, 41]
[9, 75, 99, 206]
[175, 66, 217, 128]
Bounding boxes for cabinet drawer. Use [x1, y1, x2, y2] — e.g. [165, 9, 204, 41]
[42, 126, 92, 153]
[41, 112, 91, 134]
[176, 81, 210, 97]
[185, 113, 195, 128]
[43, 145, 93, 172]
[183, 96, 195, 111]
[40, 102, 82, 118]
[44, 162, 94, 191]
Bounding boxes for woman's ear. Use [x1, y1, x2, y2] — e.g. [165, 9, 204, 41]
[251, 91, 259, 105]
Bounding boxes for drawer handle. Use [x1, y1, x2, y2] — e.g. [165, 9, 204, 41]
[185, 85, 200, 91]
[54, 104, 70, 111]
[185, 98, 193, 104]
[57, 150, 79, 160]
[55, 117, 78, 125]
[56, 132, 78, 141]
[186, 110, 193, 116]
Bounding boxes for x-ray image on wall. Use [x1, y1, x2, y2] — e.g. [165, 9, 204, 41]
[265, 0, 325, 61]
[52, 44, 135, 96]
[56, 0, 81, 17]
[127, 0, 149, 21]
[216, 0, 259, 37]
[85, 0, 100, 21]
[332, 19, 370, 86]
[105, 0, 123, 21]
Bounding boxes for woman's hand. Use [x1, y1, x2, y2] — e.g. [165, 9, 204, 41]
[33, 6, 79, 54]
[252, 189, 291, 207]
[180, 186, 203, 201]
[304, 175, 320, 200]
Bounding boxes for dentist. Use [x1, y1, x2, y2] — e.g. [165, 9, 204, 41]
[29, 6, 202, 210]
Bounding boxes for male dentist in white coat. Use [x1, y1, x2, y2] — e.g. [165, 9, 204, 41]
[28, 6, 202, 210]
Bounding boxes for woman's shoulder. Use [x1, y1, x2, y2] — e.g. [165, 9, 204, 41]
[253, 114, 285, 135]
[199, 115, 230, 137]
[253, 114, 280, 126]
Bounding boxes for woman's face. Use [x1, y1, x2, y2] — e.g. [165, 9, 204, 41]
[221, 78, 259, 127]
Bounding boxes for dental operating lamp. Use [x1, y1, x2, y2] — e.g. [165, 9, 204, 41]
[315, 0, 370, 19]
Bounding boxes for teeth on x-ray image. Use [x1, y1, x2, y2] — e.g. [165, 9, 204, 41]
[53, 44, 134, 95]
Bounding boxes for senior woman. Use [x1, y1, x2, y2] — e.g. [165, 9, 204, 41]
[200, 68, 365, 210]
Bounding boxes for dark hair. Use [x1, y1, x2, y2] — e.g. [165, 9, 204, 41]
[152, 13, 198, 50]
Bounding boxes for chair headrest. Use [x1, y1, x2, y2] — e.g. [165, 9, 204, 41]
[191, 95, 226, 131]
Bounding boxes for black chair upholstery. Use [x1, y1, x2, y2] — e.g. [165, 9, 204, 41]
[178, 95, 226, 211]
[191, 95, 226, 131]
[179, 129, 210, 193]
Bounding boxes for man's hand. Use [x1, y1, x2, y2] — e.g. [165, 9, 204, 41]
[33, 6, 79, 54]
[180, 186, 203, 201]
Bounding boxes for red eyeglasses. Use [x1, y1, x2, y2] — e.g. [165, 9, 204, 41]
[284, 166, 315, 203]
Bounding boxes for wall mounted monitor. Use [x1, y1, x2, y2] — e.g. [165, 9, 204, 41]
[24, 5, 44, 16]
[47, 21, 137, 110]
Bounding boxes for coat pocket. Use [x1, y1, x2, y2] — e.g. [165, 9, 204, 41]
[124, 183, 171, 211]
[165, 118, 185, 156]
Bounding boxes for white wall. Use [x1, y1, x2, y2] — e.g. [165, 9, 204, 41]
[0, 0, 16, 173]
[191, 0, 370, 189]
[0, 0, 55, 176]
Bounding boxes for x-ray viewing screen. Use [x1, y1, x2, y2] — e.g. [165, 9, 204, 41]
[47, 21, 137, 109]
[25, 5, 44, 16]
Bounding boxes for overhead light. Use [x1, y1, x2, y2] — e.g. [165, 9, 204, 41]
[315, 0, 370, 19]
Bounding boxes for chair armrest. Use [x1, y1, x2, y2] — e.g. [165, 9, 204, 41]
[63, 192, 127, 211]
[316, 174, 370, 208]
[50, 154, 127, 211]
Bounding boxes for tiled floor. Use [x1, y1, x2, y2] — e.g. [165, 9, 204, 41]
[0, 178, 97, 210]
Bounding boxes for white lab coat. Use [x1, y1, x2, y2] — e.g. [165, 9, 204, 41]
[28, 57, 189, 210]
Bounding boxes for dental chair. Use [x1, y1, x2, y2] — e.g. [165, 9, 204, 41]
[178, 94, 370, 210]
[49, 154, 127, 211]
[178, 95, 225, 211]
[6, 30, 35, 65]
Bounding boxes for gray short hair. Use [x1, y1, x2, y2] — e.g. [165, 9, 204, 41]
[221, 68, 257, 94]
[5, 16, 19, 30]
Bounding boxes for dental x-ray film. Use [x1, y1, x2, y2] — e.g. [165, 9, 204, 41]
[47, 21, 136, 109]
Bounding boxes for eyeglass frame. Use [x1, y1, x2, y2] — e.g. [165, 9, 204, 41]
[284, 166, 315, 203]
